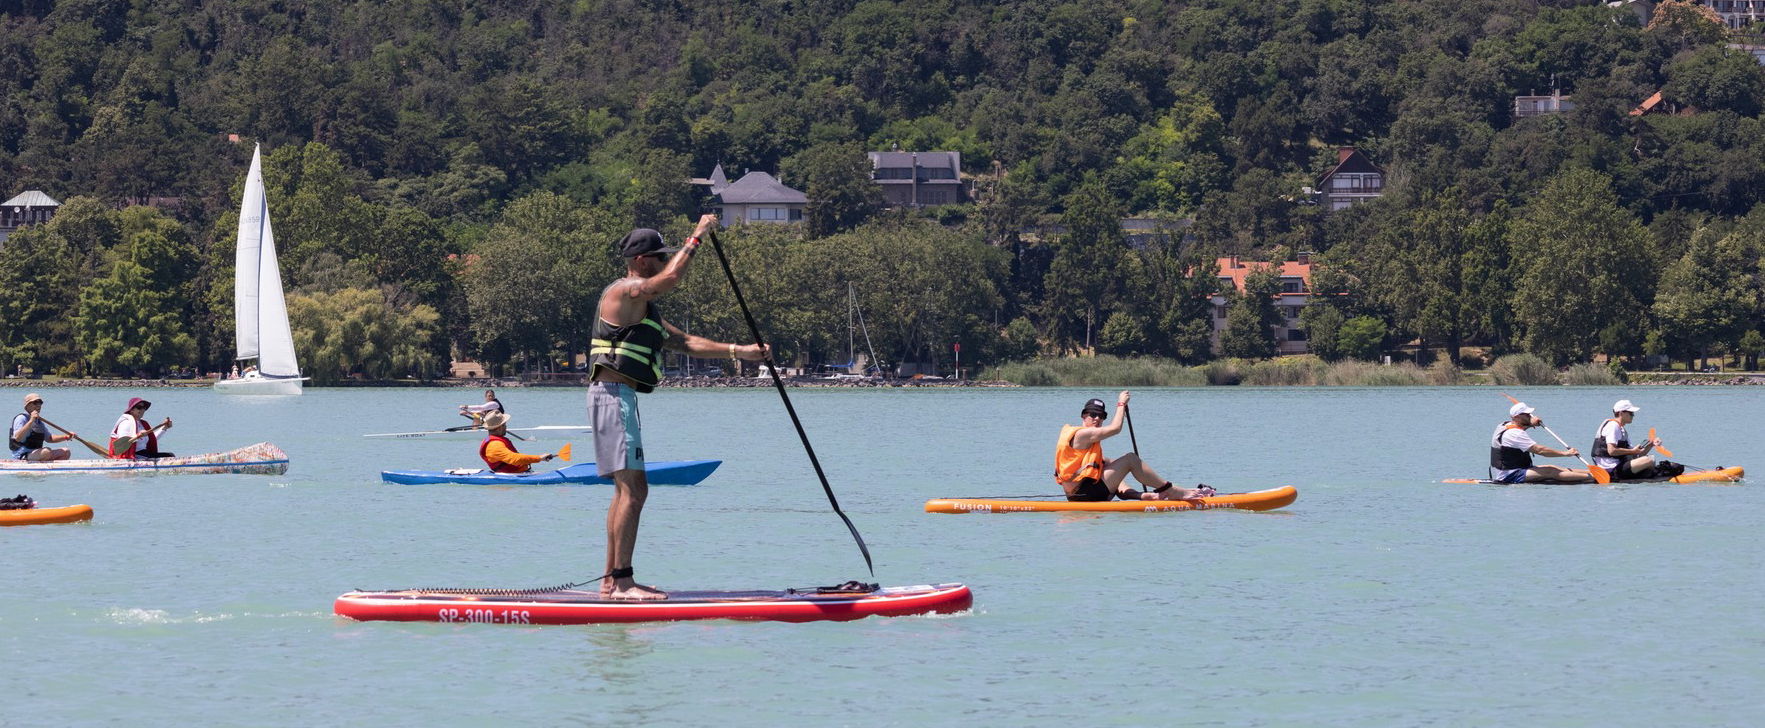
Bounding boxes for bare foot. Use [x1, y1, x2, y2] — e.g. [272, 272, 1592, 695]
[602, 578, 667, 601]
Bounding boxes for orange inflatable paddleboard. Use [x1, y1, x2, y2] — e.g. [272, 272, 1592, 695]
[0, 504, 94, 526]
[925, 486, 1297, 514]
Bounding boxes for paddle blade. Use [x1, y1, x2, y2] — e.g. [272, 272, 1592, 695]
[558, 443, 573, 462]
[1589, 464, 1611, 484]
[1650, 428, 1675, 457]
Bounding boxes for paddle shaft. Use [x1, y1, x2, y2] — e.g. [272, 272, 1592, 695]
[447, 423, 526, 440]
[35, 416, 111, 458]
[1124, 403, 1139, 455]
[1123, 403, 1147, 492]
[1538, 423, 1600, 472]
[705, 230, 874, 577]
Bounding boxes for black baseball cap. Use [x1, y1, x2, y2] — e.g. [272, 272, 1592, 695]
[619, 228, 680, 258]
[1081, 398, 1107, 416]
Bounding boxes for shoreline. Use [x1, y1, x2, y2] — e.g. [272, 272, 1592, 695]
[3, 373, 1760, 389]
[0, 376, 1022, 389]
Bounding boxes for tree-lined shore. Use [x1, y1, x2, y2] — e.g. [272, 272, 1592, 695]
[4, 2, 1765, 383]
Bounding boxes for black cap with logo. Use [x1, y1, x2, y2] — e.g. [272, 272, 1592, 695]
[1081, 398, 1108, 417]
[618, 228, 680, 258]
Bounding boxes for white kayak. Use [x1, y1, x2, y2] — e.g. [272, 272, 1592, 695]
[364, 425, 592, 440]
[0, 442, 289, 476]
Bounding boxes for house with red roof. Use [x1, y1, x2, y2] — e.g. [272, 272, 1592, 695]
[1209, 254, 1318, 355]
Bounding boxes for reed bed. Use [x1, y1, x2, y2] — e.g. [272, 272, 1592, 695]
[1489, 353, 1557, 386]
[987, 355, 1464, 387]
[1559, 362, 1622, 385]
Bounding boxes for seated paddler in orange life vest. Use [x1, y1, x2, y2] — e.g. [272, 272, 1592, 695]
[1054, 391, 1216, 502]
[478, 412, 558, 474]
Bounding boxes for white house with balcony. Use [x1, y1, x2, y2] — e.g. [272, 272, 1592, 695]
[1315, 147, 1384, 212]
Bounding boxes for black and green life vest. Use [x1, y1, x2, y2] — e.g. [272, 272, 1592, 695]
[590, 300, 669, 393]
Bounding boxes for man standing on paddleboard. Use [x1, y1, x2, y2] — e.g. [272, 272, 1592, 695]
[1054, 391, 1215, 502]
[589, 215, 768, 600]
[1489, 402, 1590, 483]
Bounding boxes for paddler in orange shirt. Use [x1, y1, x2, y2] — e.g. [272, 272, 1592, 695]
[1054, 391, 1215, 502]
[478, 412, 558, 474]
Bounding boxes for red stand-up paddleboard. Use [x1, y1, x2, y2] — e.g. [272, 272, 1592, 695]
[335, 583, 973, 625]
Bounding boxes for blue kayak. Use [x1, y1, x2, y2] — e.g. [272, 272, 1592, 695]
[381, 460, 721, 486]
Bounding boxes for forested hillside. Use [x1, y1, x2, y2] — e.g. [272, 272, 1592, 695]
[3, 0, 1764, 380]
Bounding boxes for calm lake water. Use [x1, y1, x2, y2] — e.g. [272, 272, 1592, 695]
[3, 385, 1762, 726]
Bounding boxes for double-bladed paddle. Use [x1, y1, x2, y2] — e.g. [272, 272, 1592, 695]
[446, 422, 527, 440]
[1501, 393, 1610, 484]
[1648, 428, 1675, 458]
[705, 229, 874, 577]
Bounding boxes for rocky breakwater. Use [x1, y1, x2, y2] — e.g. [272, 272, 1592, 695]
[0, 378, 210, 388]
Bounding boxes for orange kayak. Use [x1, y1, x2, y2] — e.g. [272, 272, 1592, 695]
[1443, 466, 1744, 485]
[924, 486, 1298, 514]
[0, 504, 94, 526]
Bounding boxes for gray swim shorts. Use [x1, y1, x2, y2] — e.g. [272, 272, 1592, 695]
[588, 381, 644, 477]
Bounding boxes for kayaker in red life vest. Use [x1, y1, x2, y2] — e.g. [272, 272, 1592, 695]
[1054, 391, 1216, 502]
[109, 397, 173, 459]
[478, 412, 556, 473]
[589, 216, 769, 601]
[1488, 401, 1589, 483]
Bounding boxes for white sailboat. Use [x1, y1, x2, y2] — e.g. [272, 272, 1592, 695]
[215, 144, 306, 396]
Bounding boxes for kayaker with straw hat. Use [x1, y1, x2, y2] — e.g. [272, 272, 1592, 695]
[1054, 391, 1216, 502]
[478, 412, 556, 474]
[1489, 401, 1590, 483]
[8, 393, 73, 462]
[588, 215, 769, 600]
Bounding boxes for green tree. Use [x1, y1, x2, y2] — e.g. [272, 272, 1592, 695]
[1097, 311, 1147, 357]
[1039, 181, 1125, 352]
[1737, 329, 1764, 370]
[288, 287, 441, 383]
[1510, 169, 1651, 364]
[1665, 45, 1765, 117]
[1301, 304, 1347, 361]
[999, 317, 1041, 361]
[73, 258, 196, 376]
[0, 228, 81, 373]
[1221, 265, 1281, 360]
[1336, 316, 1388, 362]
[460, 192, 622, 366]
[783, 141, 882, 237]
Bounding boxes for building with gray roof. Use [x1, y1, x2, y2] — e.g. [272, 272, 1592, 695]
[707, 170, 806, 224]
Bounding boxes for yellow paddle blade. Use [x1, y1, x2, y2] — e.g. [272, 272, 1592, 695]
[1650, 428, 1675, 457]
[558, 443, 572, 462]
[1589, 464, 1611, 484]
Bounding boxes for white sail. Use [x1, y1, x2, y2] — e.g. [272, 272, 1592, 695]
[233, 145, 265, 360]
[217, 143, 303, 395]
[255, 211, 299, 377]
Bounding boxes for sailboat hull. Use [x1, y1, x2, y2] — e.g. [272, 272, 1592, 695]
[214, 376, 304, 396]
